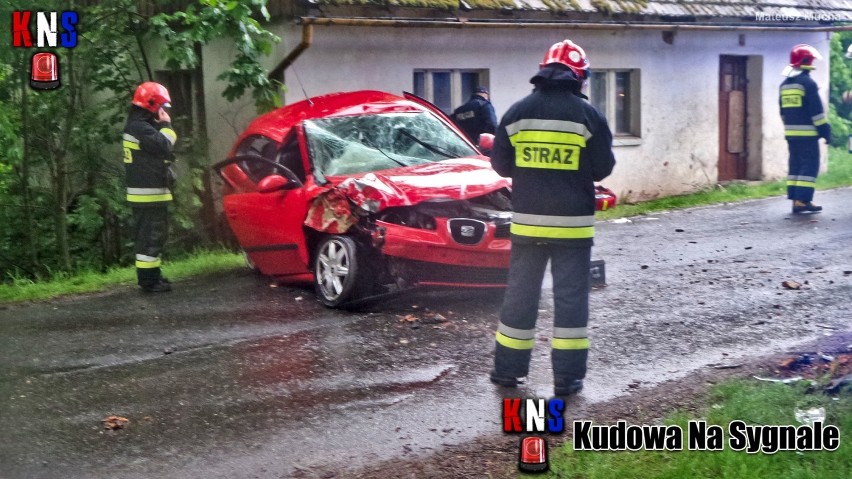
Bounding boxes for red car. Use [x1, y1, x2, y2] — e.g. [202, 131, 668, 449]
[215, 90, 516, 307]
[215, 90, 617, 307]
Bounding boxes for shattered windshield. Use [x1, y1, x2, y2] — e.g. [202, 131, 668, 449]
[304, 112, 478, 181]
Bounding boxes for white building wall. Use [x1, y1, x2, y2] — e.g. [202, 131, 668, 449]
[200, 23, 831, 201]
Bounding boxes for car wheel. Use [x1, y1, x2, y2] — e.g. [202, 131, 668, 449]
[314, 235, 362, 308]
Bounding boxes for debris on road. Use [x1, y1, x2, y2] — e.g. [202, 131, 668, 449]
[102, 415, 129, 430]
[825, 374, 852, 395]
[794, 407, 826, 426]
[753, 375, 804, 384]
[781, 280, 801, 290]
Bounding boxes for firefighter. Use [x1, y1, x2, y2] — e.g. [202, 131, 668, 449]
[452, 86, 498, 144]
[780, 44, 831, 214]
[489, 40, 615, 396]
[123, 82, 178, 292]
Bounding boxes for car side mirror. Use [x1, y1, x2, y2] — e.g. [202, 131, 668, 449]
[257, 174, 298, 193]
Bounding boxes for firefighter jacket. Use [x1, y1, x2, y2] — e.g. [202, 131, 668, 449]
[452, 94, 498, 142]
[123, 105, 177, 207]
[779, 71, 831, 142]
[490, 67, 615, 247]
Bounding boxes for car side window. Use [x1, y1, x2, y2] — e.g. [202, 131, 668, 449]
[278, 131, 306, 183]
[234, 135, 279, 183]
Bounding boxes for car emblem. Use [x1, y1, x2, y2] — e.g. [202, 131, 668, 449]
[460, 225, 475, 237]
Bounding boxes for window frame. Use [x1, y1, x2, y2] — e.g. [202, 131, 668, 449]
[413, 69, 491, 115]
[587, 69, 641, 140]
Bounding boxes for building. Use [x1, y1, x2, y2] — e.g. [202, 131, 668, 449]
[157, 1, 852, 201]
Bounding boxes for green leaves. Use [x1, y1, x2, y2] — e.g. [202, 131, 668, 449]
[152, 0, 282, 112]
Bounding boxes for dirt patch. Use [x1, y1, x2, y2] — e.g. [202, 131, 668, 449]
[294, 335, 851, 479]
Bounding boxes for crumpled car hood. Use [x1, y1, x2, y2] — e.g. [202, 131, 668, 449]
[335, 157, 511, 211]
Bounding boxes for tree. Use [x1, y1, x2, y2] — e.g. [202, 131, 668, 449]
[0, 0, 282, 281]
[829, 31, 852, 148]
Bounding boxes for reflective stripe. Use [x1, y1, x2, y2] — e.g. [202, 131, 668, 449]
[127, 193, 173, 203]
[812, 113, 826, 123]
[512, 213, 595, 228]
[128, 187, 171, 195]
[135, 254, 161, 269]
[787, 180, 816, 188]
[784, 130, 819, 137]
[123, 133, 140, 142]
[505, 119, 592, 140]
[552, 338, 590, 350]
[160, 127, 177, 145]
[510, 223, 594, 239]
[496, 331, 535, 350]
[784, 124, 818, 137]
[553, 327, 587, 339]
[780, 84, 805, 93]
[498, 323, 536, 340]
[123, 140, 140, 150]
[788, 175, 816, 182]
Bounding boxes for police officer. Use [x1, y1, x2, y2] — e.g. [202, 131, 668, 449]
[780, 44, 831, 214]
[123, 82, 178, 292]
[489, 40, 615, 396]
[452, 86, 498, 144]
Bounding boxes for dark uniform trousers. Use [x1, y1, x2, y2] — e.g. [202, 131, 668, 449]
[133, 206, 169, 286]
[786, 140, 819, 203]
[495, 242, 591, 381]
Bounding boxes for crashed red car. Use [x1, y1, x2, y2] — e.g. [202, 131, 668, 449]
[215, 90, 616, 307]
[215, 90, 518, 307]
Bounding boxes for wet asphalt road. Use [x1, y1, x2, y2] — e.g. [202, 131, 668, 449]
[1, 188, 851, 478]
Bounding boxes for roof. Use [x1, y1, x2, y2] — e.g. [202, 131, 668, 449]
[305, 0, 852, 22]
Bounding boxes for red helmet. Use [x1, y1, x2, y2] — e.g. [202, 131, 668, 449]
[540, 39, 589, 80]
[132, 82, 171, 112]
[789, 44, 822, 70]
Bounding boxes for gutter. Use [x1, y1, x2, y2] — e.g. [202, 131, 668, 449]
[300, 16, 852, 33]
[268, 23, 313, 80]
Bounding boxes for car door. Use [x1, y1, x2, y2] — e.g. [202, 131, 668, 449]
[219, 130, 312, 278]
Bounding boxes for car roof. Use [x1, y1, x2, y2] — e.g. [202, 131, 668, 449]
[237, 90, 427, 145]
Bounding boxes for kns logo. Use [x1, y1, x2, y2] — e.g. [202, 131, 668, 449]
[503, 398, 566, 433]
[12, 11, 79, 48]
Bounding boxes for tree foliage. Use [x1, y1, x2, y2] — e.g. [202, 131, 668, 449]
[0, 0, 281, 282]
[829, 31, 852, 148]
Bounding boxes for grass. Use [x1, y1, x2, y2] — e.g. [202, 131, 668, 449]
[543, 378, 852, 479]
[2, 148, 851, 304]
[0, 249, 245, 304]
[596, 146, 852, 220]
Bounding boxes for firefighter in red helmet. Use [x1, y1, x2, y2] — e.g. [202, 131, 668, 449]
[489, 40, 615, 396]
[780, 44, 831, 213]
[124, 82, 178, 292]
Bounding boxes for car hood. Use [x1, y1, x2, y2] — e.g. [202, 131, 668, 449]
[334, 157, 511, 211]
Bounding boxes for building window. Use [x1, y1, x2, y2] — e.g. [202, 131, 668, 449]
[413, 69, 490, 115]
[588, 70, 641, 137]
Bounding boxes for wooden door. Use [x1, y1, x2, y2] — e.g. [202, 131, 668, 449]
[719, 56, 748, 181]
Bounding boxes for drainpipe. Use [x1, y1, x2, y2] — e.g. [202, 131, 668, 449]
[268, 23, 313, 81]
[300, 16, 852, 33]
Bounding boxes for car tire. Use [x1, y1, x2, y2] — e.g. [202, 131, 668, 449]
[314, 235, 363, 308]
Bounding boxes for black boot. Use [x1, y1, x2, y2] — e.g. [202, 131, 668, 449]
[141, 280, 172, 293]
[554, 379, 584, 396]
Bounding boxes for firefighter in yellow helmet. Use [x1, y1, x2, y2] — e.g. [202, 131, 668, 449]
[489, 40, 615, 396]
[123, 82, 178, 292]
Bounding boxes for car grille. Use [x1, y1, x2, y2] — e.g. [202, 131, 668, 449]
[494, 222, 511, 238]
[394, 259, 508, 285]
[447, 218, 487, 245]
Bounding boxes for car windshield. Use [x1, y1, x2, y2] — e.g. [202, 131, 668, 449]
[304, 111, 478, 181]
